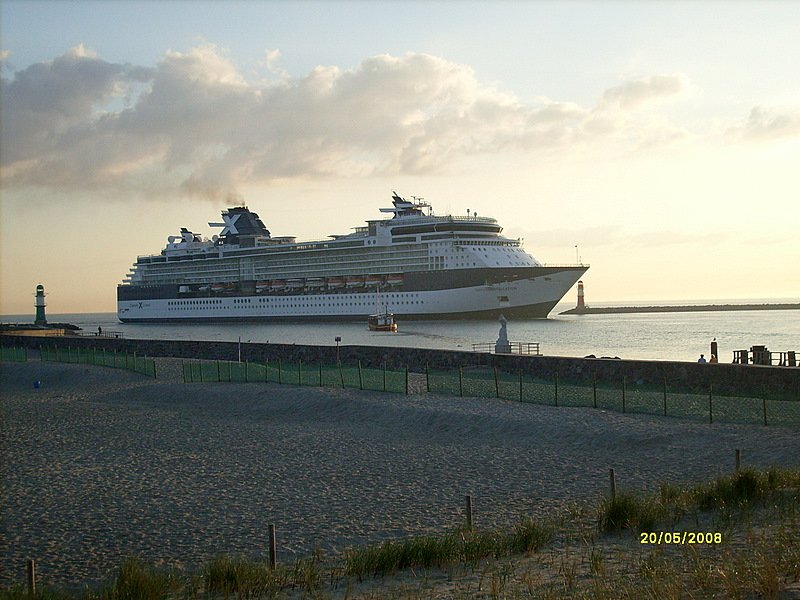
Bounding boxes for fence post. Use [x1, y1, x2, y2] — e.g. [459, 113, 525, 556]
[519, 369, 523, 402]
[358, 360, 363, 390]
[735, 448, 741, 472]
[26, 558, 35, 596]
[609, 468, 617, 501]
[278, 359, 282, 384]
[494, 367, 500, 398]
[425, 362, 430, 393]
[320, 363, 323, 387]
[182, 360, 186, 383]
[299, 359, 303, 386]
[622, 377, 626, 413]
[339, 361, 345, 388]
[383, 361, 387, 392]
[465, 494, 474, 530]
[405, 365, 409, 395]
[554, 373, 558, 406]
[763, 397, 767, 426]
[459, 366, 464, 397]
[265, 359, 269, 383]
[269, 524, 277, 570]
[593, 373, 597, 408]
[708, 384, 713, 424]
[663, 377, 667, 416]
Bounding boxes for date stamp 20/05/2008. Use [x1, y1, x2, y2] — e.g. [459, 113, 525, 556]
[640, 532, 723, 545]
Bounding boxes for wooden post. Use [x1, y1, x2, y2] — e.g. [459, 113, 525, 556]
[593, 373, 597, 409]
[459, 366, 464, 397]
[609, 468, 617, 501]
[265, 359, 269, 383]
[708, 384, 713, 424]
[299, 359, 303, 386]
[278, 359, 282, 384]
[425, 362, 430, 392]
[245, 360, 249, 383]
[622, 377, 626, 413]
[27, 559, 36, 596]
[358, 360, 363, 390]
[465, 494, 473, 530]
[554, 373, 558, 406]
[663, 377, 668, 416]
[269, 524, 277, 570]
[216, 360, 221, 382]
[339, 361, 345, 388]
[383, 361, 387, 392]
[494, 367, 499, 398]
[735, 448, 741, 472]
[182, 359, 186, 383]
[519, 369, 523, 402]
[405, 365, 409, 395]
[763, 397, 767, 426]
[320, 363, 323, 387]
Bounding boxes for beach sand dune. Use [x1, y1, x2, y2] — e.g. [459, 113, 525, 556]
[2, 359, 798, 587]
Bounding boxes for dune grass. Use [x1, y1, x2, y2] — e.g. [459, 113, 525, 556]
[3, 467, 799, 599]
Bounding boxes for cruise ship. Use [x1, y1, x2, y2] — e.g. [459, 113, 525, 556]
[117, 193, 588, 322]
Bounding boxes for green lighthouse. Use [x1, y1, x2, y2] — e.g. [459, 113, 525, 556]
[34, 284, 47, 325]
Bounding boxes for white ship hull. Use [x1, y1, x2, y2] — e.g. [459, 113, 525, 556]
[118, 269, 584, 322]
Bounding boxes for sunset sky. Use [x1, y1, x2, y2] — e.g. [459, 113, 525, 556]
[2, 0, 799, 315]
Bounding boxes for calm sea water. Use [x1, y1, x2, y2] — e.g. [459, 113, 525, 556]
[5, 299, 798, 363]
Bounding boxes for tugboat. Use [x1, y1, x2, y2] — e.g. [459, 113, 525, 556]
[368, 310, 398, 332]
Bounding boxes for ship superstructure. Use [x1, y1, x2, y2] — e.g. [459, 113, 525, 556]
[117, 193, 588, 321]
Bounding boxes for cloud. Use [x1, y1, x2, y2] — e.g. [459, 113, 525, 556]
[600, 74, 688, 110]
[0, 46, 698, 201]
[727, 106, 800, 142]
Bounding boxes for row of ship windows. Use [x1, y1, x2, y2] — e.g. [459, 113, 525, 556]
[167, 300, 425, 310]
[167, 294, 421, 307]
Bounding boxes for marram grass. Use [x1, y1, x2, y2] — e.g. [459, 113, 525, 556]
[3, 467, 799, 599]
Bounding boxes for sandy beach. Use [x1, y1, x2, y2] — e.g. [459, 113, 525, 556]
[2, 357, 799, 588]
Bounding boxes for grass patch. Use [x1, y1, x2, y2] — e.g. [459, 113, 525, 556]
[344, 519, 554, 580]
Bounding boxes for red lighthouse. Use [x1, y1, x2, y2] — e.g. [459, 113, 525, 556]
[576, 280, 585, 312]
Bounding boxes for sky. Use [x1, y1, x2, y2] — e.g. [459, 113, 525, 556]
[1, 0, 799, 315]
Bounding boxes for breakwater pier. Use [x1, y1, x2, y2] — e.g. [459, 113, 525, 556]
[3, 333, 798, 400]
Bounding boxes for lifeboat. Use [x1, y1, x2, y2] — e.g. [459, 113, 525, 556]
[305, 278, 325, 289]
[255, 281, 271, 293]
[271, 280, 287, 291]
[286, 278, 304, 290]
[327, 277, 345, 290]
[364, 275, 381, 287]
[346, 275, 365, 288]
[211, 283, 226, 293]
[386, 274, 404, 286]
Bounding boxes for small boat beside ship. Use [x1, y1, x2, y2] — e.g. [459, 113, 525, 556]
[368, 310, 398, 332]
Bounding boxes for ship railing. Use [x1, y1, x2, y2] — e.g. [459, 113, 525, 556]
[472, 341, 541, 355]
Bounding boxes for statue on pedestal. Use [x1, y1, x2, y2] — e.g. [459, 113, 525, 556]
[495, 314, 511, 354]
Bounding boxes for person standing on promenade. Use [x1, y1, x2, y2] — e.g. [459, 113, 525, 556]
[698, 354, 707, 363]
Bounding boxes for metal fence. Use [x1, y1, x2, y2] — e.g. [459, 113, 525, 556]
[176, 357, 800, 427]
[425, 366, 799, 427]
[40, 346, 157, 378]
[0, 346, 28, 362]
[182, 359, 408, 394]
